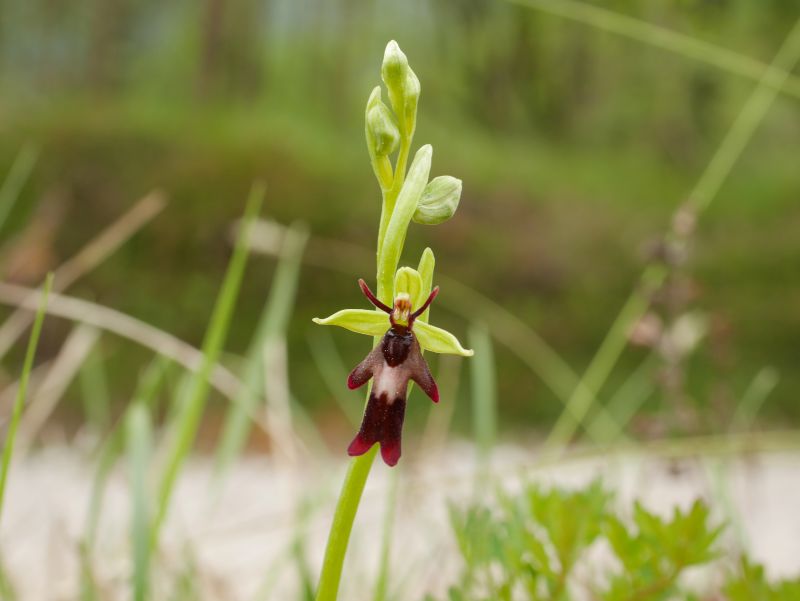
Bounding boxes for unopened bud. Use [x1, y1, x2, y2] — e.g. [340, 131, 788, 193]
[402, 67, 420, 135]
[381, 40, 419, 135]
[381, 41, 409, 111]
[412, 176, 462, 225]
[366, 101, 400, 156]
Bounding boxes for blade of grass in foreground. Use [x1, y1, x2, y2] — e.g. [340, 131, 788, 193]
[307, 329, 362, 427]
[469, 323, 497, 466]
[0, 555, 16, 601]
[78, 347, 112, 436]
[733, 367, 779, 430]
[126, 403, 153, 601]
[0, 272, 51, 524]
[83, 356, 170, 548]
[80, 357, 169, 601]
[151, 182, 264, 548]
[213, 221, 308, 488]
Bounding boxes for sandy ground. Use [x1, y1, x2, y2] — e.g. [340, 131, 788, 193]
[1, 443, 799, 600]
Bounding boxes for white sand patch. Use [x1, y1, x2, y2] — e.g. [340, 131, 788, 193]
[0, 443, 798, 600]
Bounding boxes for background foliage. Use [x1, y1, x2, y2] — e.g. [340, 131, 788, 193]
[0, 0, 798, 431]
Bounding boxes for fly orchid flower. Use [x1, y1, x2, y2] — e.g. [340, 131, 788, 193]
[314, 266, 472, 466]
[315, 41, 470, 601]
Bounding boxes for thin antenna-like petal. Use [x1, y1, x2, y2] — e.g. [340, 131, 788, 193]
[358, 279, 392, 313]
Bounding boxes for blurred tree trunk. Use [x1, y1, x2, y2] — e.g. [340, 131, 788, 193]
[87, 0, 129, 90]
[196, 0, 264, 100]
[197, 0, 226, 98]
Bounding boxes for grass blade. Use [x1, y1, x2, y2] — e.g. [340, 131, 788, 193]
[586, 354, 656, 444]
[419, 354, 462, 454]
[0, 190, 166, 362]
[78, 347, 112, 435]
[16, 323, 99, 451]
[0, 272, 52, 523]
[506, 0, 800, 101]
[151, 182, 264, 547]
[0, 144, 38, 236]
[469, 323, 496, 464]
[126, 403, 153, 601]
[544, 18, 800, 455]
[0, 281, 243, 402]
[83, 356, 170, 549]
[0, 553, 17, 601]
[733, 367, 779, 429]
[307, 329, 362, 427]
[213, 221, 308, 484]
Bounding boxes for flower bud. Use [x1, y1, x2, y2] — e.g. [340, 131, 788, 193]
[402, 67, 420, 136]
[366, 101, 400, 156]
[412, 176, 462, 225]
[381, 40, 419, 135]
[381, 40, 409, 114]
[364, 86, 394, 189]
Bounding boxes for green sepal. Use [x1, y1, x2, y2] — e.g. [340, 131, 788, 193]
[312, 309, 387, 337]
[415, 321, 474, 357]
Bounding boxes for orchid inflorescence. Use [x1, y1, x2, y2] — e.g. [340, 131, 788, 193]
[313, 40, 472, 467]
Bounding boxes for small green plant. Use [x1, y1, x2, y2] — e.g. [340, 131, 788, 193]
[313, 40, 472, 600]
[725, 559, 800, 601]
[434, 480, 800, 601]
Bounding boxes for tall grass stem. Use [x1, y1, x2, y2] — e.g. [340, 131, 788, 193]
[151, 182, 263, 547]
[0, 272, 52, 523]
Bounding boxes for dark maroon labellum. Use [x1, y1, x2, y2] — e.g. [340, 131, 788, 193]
[346, 279, 439, 466]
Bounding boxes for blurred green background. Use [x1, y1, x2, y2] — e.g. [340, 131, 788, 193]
[1, 0, 798, 438]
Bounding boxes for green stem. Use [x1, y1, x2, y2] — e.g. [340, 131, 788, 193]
[316, 96, 414, 601]
[376, 132, 410, 268]
[315, 291, 389, 601]
[315, 446, 378, 601]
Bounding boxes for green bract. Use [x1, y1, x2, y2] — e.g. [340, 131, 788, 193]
[413, 175, 462, 225]
[377, 144, 432, 292]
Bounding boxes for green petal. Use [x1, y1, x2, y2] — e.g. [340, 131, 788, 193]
[312, 309, 388, 337]
[414, 321, 474, 357]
